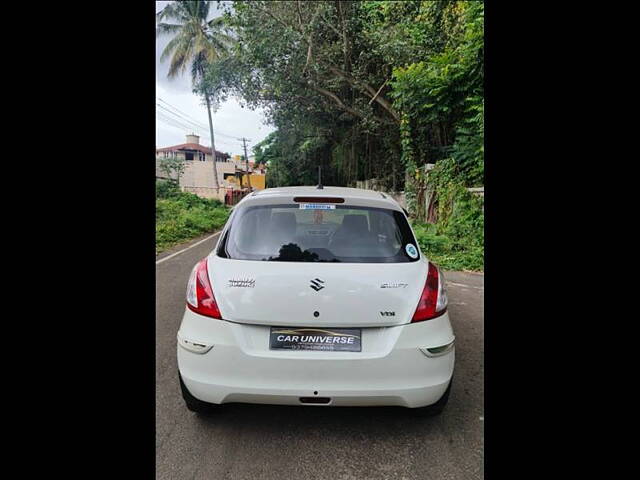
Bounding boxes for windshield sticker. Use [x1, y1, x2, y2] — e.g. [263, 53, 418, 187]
[299, 203, 336, 210]
[405, 244, 419, 259]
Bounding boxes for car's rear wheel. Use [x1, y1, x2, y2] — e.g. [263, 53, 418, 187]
[411, 378, 452, 417]
[179, 373, 219, 414]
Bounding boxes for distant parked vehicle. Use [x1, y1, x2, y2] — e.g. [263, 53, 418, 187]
[178, 186, 454, 415]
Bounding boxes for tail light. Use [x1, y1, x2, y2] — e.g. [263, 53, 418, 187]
[412, 262, 448, 322]
[186, 258, 221, 319]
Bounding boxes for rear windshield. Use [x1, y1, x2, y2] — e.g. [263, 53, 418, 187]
[218, 203, 419, 263]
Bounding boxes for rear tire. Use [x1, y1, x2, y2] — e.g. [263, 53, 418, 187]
[179, 373, 219, 414]
[410, 378, 452, 417]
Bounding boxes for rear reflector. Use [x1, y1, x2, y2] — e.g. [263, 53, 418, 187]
[177, 334, 214, 354]
[293, 197, 345, 203]
[419, 339, 455, 357]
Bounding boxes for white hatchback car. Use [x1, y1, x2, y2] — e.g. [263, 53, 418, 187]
[177, 186, 454, 415]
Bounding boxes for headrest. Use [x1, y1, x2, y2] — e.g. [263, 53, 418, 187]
[339, 214, 369, 233]
[270, 212, 297, 234]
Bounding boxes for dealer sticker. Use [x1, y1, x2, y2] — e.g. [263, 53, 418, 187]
[269, 327, 361, 352]
[405, 243, 419, 259]
[299, 203, 336, 210]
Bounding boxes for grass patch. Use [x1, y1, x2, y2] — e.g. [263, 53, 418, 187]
[156, 180, 231, 254]
[411, 221, 483, 272]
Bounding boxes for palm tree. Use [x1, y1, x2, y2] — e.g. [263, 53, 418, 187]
[157, 1, 232, 191]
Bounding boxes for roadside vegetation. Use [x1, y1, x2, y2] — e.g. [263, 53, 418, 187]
[411, 157, 484, 271]
[156, 180, 230, 254]
[412, 219, 483, 272]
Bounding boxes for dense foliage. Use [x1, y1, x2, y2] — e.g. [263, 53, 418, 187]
[197, 0, 484, 270]
[156, 180, 230, 253]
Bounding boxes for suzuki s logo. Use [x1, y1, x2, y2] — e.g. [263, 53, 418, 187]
[310, 278, 325, 291]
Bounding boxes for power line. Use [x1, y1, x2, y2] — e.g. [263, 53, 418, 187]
[157, 98, 217, 131]
[157, 97, 245, 140]
[156, 106, 247, 145]
[156, 115, 249, 152]
[155, 111, 238, 147]
[156, 107, 215, 139]
[156, 116, 239, 151]
[156, 110, 205, 132]
[157, 97, 263, 158]
[158, 98, 209, 129]
[156, 113, 210, 140]
[156, 104, 210, 133]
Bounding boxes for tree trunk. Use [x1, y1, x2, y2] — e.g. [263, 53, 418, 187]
[204, 94, 220, 191]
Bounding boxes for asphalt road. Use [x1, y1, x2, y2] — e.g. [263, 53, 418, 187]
[156, 233, 484, 480]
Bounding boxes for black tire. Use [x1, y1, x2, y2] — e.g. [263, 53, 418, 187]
[179, 373, 219, 414]
[410, 378, 452, 417]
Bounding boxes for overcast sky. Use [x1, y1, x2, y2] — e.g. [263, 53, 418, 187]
[155, 1, 274, 156]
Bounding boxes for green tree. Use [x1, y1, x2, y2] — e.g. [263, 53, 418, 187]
[202, 1, 406, 189]
[156, 1, 233, 190]
[158, 156, 186, 185]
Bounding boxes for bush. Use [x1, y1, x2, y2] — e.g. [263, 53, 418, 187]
[412, 220, 483, 271]
[156, 179, 181, 199]
[156, 181, 230, 253]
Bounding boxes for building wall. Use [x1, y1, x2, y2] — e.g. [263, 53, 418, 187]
[226, 173, 266, 190]
[180, 159, 235, 188]
[157, 157, 235, 186]
[157, 150, 230, 163]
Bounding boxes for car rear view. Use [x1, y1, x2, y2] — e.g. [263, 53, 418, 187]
[177, 187, 455, 414]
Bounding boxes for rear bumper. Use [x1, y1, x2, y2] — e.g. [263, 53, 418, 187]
[177, 310, 455, 408]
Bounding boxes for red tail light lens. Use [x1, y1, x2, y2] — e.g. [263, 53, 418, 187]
[186, 258, 221, 319]
[412, 262, 448, 322]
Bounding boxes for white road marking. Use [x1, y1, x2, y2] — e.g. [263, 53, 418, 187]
[447, 281, 484, 290]
[155, 231, 221, 265]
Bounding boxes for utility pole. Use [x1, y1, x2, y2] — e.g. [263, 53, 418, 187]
[204, 93, 220, 191]
[241, 137, 251, 190]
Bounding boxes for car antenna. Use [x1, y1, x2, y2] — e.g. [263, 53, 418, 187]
[316, 166, 323, 189]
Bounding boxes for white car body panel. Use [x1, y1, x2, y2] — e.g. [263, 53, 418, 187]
[178, 309, 454, 408]
[177, 186, 455, 408]
[209, 256, 427, 327]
